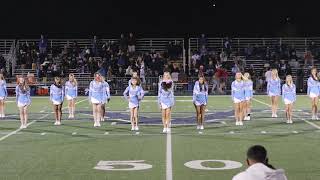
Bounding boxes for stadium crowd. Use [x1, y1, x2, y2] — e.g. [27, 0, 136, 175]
[17, 34, 183, 81]
[14, 34, 320, 94]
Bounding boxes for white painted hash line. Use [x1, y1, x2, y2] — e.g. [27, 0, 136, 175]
[166, 129, 173, 180]
[252, 98, 320, 130]
[0, 98, 88, 142]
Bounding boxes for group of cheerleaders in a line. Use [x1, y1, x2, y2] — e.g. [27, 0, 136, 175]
[0, 71, 207, 133]
[233, 67, 320, 125]
[1, 67, 319, 131]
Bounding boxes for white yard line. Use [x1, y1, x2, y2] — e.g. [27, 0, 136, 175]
[0, 98, 88, 142]
[166, 131, 173, 180]
[252, 98, 320, 130]
[0, 114, 48, 142]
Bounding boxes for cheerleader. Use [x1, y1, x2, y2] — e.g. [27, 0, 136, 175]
[65, 74, 78, 119]
[307, 67, 320, 120]
[267, 69, 281, 118]
[193, 75, 208, 130]
[282, 75, 296, 124]
[128, 71, 139, 86]
[231, 72, 245, 126]
[101, 76, 110, 122]
[89, 73, 105, 127]
[0, 74, 7, 118]
[158, 72, 175, 133]
[50, 77, 64, 125]
[123, 77, 144, 131]
[243, 73, 253, 121]
[16, 77, 31, 129]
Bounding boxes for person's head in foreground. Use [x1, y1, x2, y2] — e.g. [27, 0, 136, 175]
[232, 145, 288, 180]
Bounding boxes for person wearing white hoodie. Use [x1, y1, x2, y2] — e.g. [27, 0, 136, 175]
[233, 145, 288, 180]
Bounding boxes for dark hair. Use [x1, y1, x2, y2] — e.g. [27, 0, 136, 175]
[131, 77, 141, 86]
[161, 81, 172, 91]
[198, 76, 207, 92]
[247, 145, 275, 169]
[54, 77, 62, 88]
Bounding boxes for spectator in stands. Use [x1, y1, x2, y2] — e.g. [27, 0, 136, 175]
[206, 60, 215, 77]
[304, 51, 314, 67]
[289, 44, 297, 60]
[200, 45, 207, 56]
[199, 34, 207, 48]
[0, 54, 5, 70]
[232, 145, 288, 180]
[119, 34, 127, 51]
[191, 51, 201, 65]
[224, 37, 232, 57]
[232, 63, 240, 75]
[140, 62, 146, 84]
[296, 64, 305, 93]
[265, 67, 272, 82]
[38, 34, 47, 54]
[128, 33, 136, 53]
[92, 35, 100, 56]
[220, 51, 228, 62]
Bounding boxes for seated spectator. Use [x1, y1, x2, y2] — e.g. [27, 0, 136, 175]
[232, 145, 287, 180]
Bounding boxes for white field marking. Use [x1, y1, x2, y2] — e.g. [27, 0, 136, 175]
[40, 132, 46, 136]
[198, 131, 203, 134]
[135, 132, 140, 135]
[166, 128, 173, 180]
[292, 131, 299, 134]
[261, 131, 267, 134]
[252, 98, 320, 130]
[0, 114, 48, 142]
[72, 132, 77, 135]
[15, 131, 306, 137]
[0, 98, 88, 142]
[220, 121, 227, 125]
[5, 114, 18, 117]
[111, 122, 117, 126]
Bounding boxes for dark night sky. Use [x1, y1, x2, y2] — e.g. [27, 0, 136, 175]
[0, 0, 319, 38]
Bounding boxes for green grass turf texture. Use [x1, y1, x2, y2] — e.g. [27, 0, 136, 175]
[0, 95, 319, 180]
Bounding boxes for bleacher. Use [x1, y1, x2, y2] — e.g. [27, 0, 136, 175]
[189, 37, 320, 82]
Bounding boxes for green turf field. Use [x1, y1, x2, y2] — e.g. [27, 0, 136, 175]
[0, 95, 320, 180]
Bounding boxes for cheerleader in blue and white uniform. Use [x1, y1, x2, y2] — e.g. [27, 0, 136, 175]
[89, 73, 106, 127]
[282, 75, 296, 124]
[231, 72, 245, 126]
[16, 77, 31, 129]
[158, 72, 175, 133]
[101, 76, 111, 122]
[50, 77, 64, 125]
[307, 67, 320, 120]
[267, 69, 281, 118]
[0, 74, 7, 118]
[65, 73, 78, 119]
[128, 71, 139, 86]
[123, 77, 144, 131]
[193, 75, 208, 130]
[243, 73, 253, 121]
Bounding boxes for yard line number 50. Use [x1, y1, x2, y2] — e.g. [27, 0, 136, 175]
[94, 160, 242, 171]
